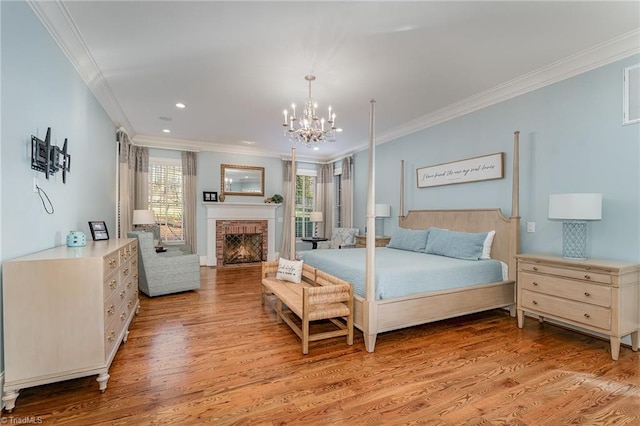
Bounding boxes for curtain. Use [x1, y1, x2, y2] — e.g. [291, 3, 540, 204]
[279, 160, 293, 259]
[182, 151, 198, 252]
[316, 163, 333, 238]
[340, 156, 353, 227]
[117, 129, 148, 238]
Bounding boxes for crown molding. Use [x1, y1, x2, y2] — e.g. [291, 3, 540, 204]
[26, 0, 134, 135]
[365, 29, 640, 151]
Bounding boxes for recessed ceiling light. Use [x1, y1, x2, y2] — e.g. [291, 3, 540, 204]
[313, 146, 320, 151]
[175, 103, 186, 109]
[336, 128, 343, 132]
[159, 116, 173, 121]
[162, 129, 171, 133]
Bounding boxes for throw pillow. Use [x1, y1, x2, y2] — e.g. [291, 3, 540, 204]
[424, 228, 487, 260]
[387, 228, 430, 252]
[480, 230, 496, 259]
[276, 258, 304, 284]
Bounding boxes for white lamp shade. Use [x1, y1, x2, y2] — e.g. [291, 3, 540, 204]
[548, 193, 602, 220]
[132, 209, 156, 225]
[375, 204, 391, 218]
[310, 211, 323, 223]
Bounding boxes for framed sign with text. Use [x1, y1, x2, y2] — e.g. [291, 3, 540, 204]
[417, 152, 504, 188]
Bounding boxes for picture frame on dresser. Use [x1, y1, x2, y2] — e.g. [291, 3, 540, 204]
[88, 221, 109, 240]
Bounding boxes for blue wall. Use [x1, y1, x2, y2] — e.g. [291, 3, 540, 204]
[1, 2, 117, 374]
[354, 55, 640, 263]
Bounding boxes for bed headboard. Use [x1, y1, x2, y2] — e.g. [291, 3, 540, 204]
[399, 209, 518, 281]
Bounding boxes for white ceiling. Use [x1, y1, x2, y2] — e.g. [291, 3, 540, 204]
[32, 1, 639, 161]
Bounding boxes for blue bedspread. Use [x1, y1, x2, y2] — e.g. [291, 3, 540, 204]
[299, 248, 504, 300]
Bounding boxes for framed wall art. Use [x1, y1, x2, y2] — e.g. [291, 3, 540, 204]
[203, 191, 218, 202]
[417, 152, 504, 188]
[88, 221, 109, 240]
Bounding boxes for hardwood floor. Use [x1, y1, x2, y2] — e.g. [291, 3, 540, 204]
[5, 265, 639, 425]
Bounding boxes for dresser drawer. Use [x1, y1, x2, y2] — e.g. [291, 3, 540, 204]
[519, 262, 611, 284]
[519, 272, 611, 308]
[521, 289, 611, 330]
[103, 275, 120, 299]
[103, 251, 119, 278]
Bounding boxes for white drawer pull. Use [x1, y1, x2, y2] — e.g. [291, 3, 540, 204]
[584, 292, 590, 297]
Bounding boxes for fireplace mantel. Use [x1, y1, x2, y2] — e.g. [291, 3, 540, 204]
[204, 202, 281, 266]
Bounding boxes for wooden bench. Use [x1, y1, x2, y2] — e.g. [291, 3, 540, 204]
[261, 261, 354, 354]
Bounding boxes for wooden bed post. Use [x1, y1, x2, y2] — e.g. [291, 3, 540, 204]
[399, 160, 405, 219]
[364, 99, 378, 352]
[509, 131, 521, 286]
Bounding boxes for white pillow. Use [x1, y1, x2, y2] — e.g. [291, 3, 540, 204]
[276, 258, 304, 284]
[480, 230, 496, 259]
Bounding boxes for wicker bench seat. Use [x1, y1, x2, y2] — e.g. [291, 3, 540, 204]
[261, 261, 354, 354]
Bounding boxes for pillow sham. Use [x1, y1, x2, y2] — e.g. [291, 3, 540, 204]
[424, 227, 488, 260]
[480, 230, 496, 259]
[387, 228, 429, 252]
[276, 258, 304, 284]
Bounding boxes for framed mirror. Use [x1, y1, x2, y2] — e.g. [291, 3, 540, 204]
[220, 164, 265, 197]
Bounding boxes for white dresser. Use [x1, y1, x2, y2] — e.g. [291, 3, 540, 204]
[516, 253, 639, 360]
[2, 238, 139, 412]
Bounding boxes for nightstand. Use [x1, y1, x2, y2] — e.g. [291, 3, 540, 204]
[355, 235, 391, 248]
[516, 253, 639, 360]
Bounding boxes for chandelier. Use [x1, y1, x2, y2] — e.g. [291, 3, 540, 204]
[282, 75, 337, 147]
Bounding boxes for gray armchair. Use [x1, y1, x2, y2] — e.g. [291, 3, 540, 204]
[128, 231, 201, 297]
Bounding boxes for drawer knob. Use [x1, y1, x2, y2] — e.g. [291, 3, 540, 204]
[120, 290, 126, 299]
[532, 300, 538, 305]
[107, 305, 115, 315]
[107, 331, 116, 342]
[584, 313, 590, 319]
[584, 292, 591, 297]
[122, 268, 129, 276]
[109, 280, 117, 290]
[120, 312, 126, 321]
[532, 267, 538, 271]
[584, 275, 591, 280]
[109, 259, 117, 268]
[532, 282, 538, 286]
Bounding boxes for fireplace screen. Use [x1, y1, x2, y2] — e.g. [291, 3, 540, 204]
[223, 233, 263, 265]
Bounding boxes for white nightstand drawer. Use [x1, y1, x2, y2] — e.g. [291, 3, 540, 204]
[521, 290, 611, 330]
[519, 272, 611, 308]
[519, 262, 611, 284]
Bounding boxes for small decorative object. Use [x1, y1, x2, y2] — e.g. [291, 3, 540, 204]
[203, 191, 218, 202]
[271, 194, 283, 204]
[88, 221, 109, 241]
[548, 193, 602, 260]
[219, 193, 225, 202]
[66, 231, 86, 247]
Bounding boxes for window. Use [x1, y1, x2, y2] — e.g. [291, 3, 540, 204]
[148, 158, 184, 242]
[295, 169, 316, 238]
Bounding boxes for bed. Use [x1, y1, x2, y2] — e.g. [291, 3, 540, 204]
[303, 120, 521, 352]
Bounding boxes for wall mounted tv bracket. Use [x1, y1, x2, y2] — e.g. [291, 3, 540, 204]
[31, 127, 71, 183]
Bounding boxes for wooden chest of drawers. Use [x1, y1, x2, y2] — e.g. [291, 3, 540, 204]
[2, 238, 139, 411]
[516, 253, 639, 360]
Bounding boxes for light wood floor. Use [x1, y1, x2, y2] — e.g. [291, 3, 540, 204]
[6, 265, 640, 425]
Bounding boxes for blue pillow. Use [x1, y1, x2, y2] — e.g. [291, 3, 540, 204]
[424, 228, 488, 260]
[387, 228, 429, 252]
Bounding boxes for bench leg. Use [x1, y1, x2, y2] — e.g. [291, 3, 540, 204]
[302, 318, 310, 355]
[276, 299, 283, 324]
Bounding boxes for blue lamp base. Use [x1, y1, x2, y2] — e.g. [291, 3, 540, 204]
[562, 221, 587, 260]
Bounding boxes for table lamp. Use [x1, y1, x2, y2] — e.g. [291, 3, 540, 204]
[310, 211, 323, 238]
[548, 193, 602, 260]
[375, 204, 391, 237]
[132, 209, 158, 244]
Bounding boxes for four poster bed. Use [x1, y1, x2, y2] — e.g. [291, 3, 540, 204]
[301, 122, 521, 352]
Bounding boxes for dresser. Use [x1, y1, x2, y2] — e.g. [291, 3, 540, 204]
[355, 235, 391, 248]
[2, 238, 139, 412]
[516, 253, 639, 360]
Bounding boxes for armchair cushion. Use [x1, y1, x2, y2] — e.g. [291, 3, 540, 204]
[319, 227, 359, 249]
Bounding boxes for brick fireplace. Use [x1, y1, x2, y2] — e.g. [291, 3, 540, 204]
[217, 220, 267, 266]
[204, 202, 280, 267]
